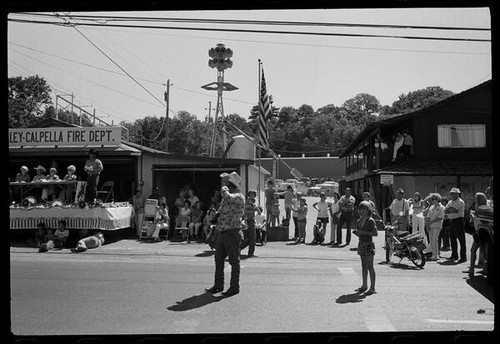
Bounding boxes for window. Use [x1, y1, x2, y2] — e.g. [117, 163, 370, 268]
[437, 124, 486, 148]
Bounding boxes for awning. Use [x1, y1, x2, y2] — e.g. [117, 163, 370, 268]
[9, 143, 142, 157]
[371, 160, 493, 176]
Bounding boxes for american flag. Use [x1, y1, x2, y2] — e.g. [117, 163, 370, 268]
[259, 67, 271, 149]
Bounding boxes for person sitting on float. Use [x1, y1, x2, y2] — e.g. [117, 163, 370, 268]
[60, 165, 78, 203]
[15, 165, 31, 182]
[28, 165, 46, 201]
[13, 166, 31, 202]
[42, 167, 60, 201]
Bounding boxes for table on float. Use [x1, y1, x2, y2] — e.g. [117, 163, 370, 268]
[10, 180, 79, 201]
[9, 203, 133, 230]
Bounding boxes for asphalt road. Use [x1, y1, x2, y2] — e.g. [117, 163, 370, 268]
[9, 196, 495, 336]
[10, 237, 494, 335]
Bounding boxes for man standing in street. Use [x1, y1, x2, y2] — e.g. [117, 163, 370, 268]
[389, 188, 410, 232]
[206, 172, 245, 296]
[335, 187, 356, 246]
[445, 187, 466, 262]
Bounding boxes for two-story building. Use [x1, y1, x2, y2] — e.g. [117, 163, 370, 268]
[339, 80, 492, 212]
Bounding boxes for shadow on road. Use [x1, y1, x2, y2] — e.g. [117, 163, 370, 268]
[194, 250, 215, 257]
[466, 275, 494, 303]
[335, 291, 366, 304]
[167, 292, 227, 311]
[437, 260, 464, 266]
[386, 262, 421, 270]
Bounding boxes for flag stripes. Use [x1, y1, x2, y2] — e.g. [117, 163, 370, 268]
[259, 67, 271, 149]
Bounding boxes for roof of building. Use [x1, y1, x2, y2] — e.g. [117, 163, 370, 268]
[125, 141, 254, 164]
[340, 79, 492, 158]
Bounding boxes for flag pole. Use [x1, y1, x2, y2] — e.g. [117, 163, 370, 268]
[257, 59, 262, 207]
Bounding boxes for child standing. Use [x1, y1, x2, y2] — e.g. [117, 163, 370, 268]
[352, 201, 378, 295]
[270, 193, 280, 227]
[294, 198, 308, 244]
[241, 190, 262, 257]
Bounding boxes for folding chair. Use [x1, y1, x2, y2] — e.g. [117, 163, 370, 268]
[174, 215, 190, 241]
[141, 199, 158, 240]
[96, 181, 114, 203]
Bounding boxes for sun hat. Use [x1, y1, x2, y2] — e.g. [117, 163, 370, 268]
[20, 166, 29, 172]
[34, 165, 46, 173]
[450, 187, 461, 194]
[67, 165, 76, 172]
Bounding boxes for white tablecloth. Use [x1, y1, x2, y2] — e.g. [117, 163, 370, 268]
[9, 204, 133, 230]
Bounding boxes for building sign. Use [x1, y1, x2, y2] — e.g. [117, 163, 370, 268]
[9, 127, 122, 147]
[380, 174, 394, 185]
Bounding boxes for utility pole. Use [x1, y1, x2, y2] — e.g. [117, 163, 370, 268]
[164, 79, 171, 152]
[205, 101, 215, 155]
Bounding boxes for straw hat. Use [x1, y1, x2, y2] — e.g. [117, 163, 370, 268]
[34, 165, 46, 173]
[449, 187, 461, 194]
[220, 171, 241, 188]
[20, 166, 29, 172]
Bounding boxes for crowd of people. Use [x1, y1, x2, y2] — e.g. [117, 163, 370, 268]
[11, 148, 104, 205]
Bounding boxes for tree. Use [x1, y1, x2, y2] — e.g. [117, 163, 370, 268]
[341, 93, 381, 123]
[390, 86, 454, 114]
[8, 75, 52, 128]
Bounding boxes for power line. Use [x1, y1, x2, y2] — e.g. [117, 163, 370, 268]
[19, 12, 491, 31]
[72, 26, 166, 108]
[9, 42, 259, 107]
[81, 25, 490, 56]
[8, 18, 491, 43]
[9, 50, 165, 110]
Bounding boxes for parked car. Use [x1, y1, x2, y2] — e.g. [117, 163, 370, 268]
[299, 177, 311, 186]
[308, 182, 338, 196]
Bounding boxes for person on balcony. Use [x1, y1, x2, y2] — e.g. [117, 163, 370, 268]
[392, 132, 404, 162]
[401, 131, 414, 159]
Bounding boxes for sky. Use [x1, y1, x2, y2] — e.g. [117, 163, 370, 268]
[7, 7, 492, 125]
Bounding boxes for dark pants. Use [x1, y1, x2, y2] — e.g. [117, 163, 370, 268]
[85, 174, 99, 203]
[240, 219, 256, 256]
[293, 216, 299, 238]
[214, 228, 243, 291]
[449, 217, 466, 260]
[439, 222, 450, 249]
[337, 211, 353, 245]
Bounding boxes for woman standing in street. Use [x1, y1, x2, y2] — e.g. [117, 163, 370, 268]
[328, 192, 341, 245]
[426, 193, 444, 261]
[131, 188, 146, 240]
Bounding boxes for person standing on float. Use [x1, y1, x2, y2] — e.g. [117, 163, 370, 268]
[84, 148, 103, 204]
